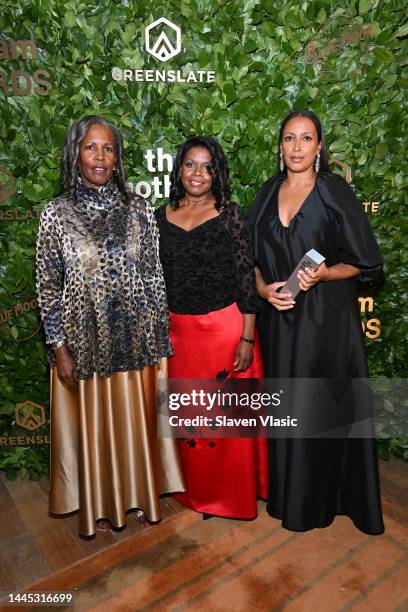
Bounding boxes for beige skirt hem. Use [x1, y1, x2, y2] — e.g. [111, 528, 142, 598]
[49, 359, 185, 536]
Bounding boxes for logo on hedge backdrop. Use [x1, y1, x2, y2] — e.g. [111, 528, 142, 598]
[0, 296, 42, 342]
[0, 167, 16, 202]
[0, 38, 52, 97]
[304, 25, 376, 65]
[362, 201, 380, 214]
[145, 17, 182, 62]
[15, 401, 46, 431]
[0, 297, 38, 325]
[359, 296, 381, 339]
[135, 148, 172, 200]
[111, 16, 215, 84]
[328, 159, 379, 214]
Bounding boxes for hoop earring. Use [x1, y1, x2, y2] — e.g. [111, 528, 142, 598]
[279, 152, 285, 173]
[315, 153, 321, 173]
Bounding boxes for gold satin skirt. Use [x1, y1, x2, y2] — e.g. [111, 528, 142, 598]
[49, 359, 185, 536]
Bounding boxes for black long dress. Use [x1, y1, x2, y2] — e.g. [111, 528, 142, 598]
[248, 171, 384, 534]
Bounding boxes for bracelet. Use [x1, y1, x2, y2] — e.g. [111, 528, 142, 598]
[240, 336, 255, 345]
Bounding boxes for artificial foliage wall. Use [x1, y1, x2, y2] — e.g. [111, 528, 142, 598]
[0, 0, 407, 478]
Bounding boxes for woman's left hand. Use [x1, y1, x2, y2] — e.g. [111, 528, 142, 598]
[233, 341, 254, 372]
[297, 262, 330, 292]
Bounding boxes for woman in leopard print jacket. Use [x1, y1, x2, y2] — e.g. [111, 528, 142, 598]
[36, 115, 184, 536]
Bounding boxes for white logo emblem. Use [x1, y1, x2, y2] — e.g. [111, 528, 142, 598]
[145, 17, 182, 62]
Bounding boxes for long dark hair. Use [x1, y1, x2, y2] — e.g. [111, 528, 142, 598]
[277, 109, 330, 174]
[169, 136, 230, 210]
[60, 115, 130, 202]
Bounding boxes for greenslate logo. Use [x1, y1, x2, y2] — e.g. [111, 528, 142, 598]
[111, 16, 215, 84]
[15, 401, 46, 431]
[145, 17, 182, 62]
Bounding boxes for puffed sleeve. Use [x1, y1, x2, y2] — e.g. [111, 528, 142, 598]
[221, 203, 260, 314]
[36, 205, 66, 345]
[317, 173, 383, 282]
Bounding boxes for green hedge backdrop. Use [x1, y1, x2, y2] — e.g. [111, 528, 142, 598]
[0, 0, 407, 478]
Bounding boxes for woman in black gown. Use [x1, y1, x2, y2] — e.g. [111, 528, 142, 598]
[248, 109, 384, 534]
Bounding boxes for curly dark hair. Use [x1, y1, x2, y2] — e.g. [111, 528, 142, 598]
[60, 115, 130, 203]
[277, 109, 330, 174]
[169, 136, 230, 210]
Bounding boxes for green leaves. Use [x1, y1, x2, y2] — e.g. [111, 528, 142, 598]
[359, 0, 374, 15]
[222, 81, 237, 105]
[373, 47, 395, 65]
[396, 23, 408, 38]
[0, 0, 407, 474]
[286, 8, 303, 29]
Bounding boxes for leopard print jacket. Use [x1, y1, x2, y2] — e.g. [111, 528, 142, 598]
[36, 180, 172, 379]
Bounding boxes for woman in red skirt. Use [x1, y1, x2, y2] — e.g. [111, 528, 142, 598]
[155, 136, 268, 519]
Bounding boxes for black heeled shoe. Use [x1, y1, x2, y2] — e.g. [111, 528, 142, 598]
[202, 512, 214, 520]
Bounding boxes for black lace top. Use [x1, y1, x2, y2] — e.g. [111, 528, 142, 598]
[155, 202, 259, 315]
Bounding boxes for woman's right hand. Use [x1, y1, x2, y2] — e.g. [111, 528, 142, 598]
[258, 281, 295, 311]
[54, 346, 78, 388]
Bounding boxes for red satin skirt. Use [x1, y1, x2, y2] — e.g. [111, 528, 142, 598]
[168, 302, 268, 519]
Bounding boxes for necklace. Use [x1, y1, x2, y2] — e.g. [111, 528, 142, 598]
[182, 196, 216, 209]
